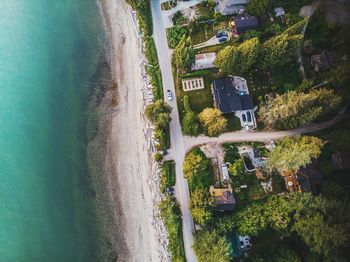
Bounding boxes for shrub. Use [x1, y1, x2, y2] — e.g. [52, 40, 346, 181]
[167, 25, 188, 48]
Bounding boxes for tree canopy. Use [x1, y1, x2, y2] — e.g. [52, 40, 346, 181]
[189, 189, 214, 225]
[267, 136, 324, 173]
[198, 108, 227, 137]
[145, 100, 172, 127]
[172, 35, 195, 72]
[193, 229, 230, 262]
[250, 246, 301, 262]
[259, 88, 341, 129]
[246, 0, 272, 17]
[214, 37, 261, 75]
[181, 95, 200, 136]
[183, 147, 211, 191]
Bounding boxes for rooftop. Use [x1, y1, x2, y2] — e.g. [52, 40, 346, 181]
[210, 185, 236, 211]
[234, 15, 259, 35]
[213, 77, 254, 114]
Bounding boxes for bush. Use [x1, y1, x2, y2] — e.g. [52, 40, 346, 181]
[222, 143, 240, 164]
[127, 0, 153, 35]
[167, 25, 188, 48]
[158, 197, 186, 262]
[172, 10, 187, 25]
[154, 152, 163, 162]
[160, 161, 176, 192]
[144, 36, 159, 66]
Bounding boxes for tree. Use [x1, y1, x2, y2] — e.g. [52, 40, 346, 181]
[167, 25, 188, 48]
[259, 88, 341, 129]
[228, 159, 246, 177]
[193, 229, 230, 262]
[328, 129, 350, 151]
[215, 37, 261, 74]
[198, 108, 227, 136]
[259, 33, 302, 69]
[173, 35, 195, 72]
[246, 0, 271, 17]
[235, 202, 268, 236]
[145, 100, 172, 126]
[189, 189, 214, 225]
[251, 246, 301, 262]
[183, 148, 211, 191]
[267, 136, 324, 173]
[243, 29, 262, 40]
[154, 152, 163, 162]
[182, 95, 200, 136]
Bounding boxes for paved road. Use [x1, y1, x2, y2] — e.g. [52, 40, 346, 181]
[183, 106, 347, 152]
[151, 1, 197, 261]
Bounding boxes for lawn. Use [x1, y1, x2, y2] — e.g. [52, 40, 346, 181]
[225, 113, 242, 132]
[175, 68, 216, 121]
[190, 20, 230, 45]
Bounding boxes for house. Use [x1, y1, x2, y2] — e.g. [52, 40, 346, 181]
[310, 50, 337, 72]
[213, 77, 256, 129]
[297, 160, 323, 194]
[274, 7, 286, 24]
[182, 77, 204, 91]
[209, 184, 236, 211]
[232, 15, 259, 35]
[191, 53, 217, 71]
[332, 151, 350, 170]
[228, 234, 252, 258]
[215, 0, 250, 16]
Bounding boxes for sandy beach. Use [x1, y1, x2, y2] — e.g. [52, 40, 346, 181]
[98, 0, 161, 261]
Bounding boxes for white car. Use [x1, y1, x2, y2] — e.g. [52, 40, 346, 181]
[167, 90, 173, 101]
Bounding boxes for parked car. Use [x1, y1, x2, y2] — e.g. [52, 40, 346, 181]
[165, 187, 174, 196]
[216, 31, 228, 38]
[167, 89, 173, 101]
[218, 36, 228, 43]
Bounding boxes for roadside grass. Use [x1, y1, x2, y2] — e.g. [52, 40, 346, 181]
[225, 113, 242, 132]
[160, 160, 176, 193]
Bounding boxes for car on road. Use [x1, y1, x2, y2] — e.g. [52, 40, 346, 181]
[167, 89, 173, 101]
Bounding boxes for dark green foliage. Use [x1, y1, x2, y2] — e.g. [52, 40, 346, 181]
[193, 229, 230, 262]
[173, 36, 195, 72]
[222, 143, 240, 164]
[145, 66, 163, 100]
[243, 30, 262, 40]
[181, 95, 200, 136]
[246, 0, 272, 17]
[183, 147, 211, 191]
[144, 36, 158, 66]
[145, 100, 172, 126]
[250, 246, 301, 262]
[215, 37, 261, 75]
[160, 161, 176, 192]
[189, 189, 214, 225]
[167, 25, 188, 48]
[158, 197, 186, 262]
[328, 129, 350, 151]
[172, 10, 187, 25]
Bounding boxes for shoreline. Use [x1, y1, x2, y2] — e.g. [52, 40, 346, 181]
[94, 0, 163, 260]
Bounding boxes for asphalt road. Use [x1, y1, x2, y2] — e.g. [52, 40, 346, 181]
[151, 1, 197, 261]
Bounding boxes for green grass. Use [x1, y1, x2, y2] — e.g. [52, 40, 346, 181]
[160, 161, 176, 192]
[175, 68, 216, 121]
[225, 113, 242, 132]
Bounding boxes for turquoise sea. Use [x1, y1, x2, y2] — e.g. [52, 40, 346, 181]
[0, 0, 106, 261]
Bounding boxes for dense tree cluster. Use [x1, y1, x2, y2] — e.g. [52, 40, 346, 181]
[267, 136, 324, 173]
[259, 88, 341, 129]
[250, 246, 301, 262]
[235, 192, 350, 259]
[145, 100, 172, 127]
[246, 0, 272, 17]
[172, 35, 195, 72]
[198, 108, 227, 136]
[193, 229, 230, 262]
[189, 189, 214, 225]
[183, 147, 211, 191]
[214, 37, 261, 75]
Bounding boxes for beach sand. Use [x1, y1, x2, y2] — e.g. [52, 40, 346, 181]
[98, 0, 160, 261]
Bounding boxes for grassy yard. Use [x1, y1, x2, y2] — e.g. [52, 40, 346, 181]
[225, 113, 242, 132]
[174, 68, 216, 121]
[190, 20, 230, 45]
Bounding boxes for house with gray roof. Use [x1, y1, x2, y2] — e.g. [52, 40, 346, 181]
[213, 77, 256, 129]
[215, 0, 250, 16]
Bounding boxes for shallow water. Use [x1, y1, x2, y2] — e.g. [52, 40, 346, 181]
[0, 1, 106, 261]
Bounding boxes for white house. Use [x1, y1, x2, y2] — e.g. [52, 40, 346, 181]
[215, 0, 250, 16]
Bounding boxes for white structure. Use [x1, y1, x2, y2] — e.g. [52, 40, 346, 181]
[191, 53, 216, 71]
[215, 0, 250, 16]
[182, 77, 204, 91]
[221, 163, 230, 180]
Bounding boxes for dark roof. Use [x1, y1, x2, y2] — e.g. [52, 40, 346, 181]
[310, 50, 337, 72]
[213, 78, 254, 114]
[298, 160, 323, 194]
[234, 15, 259, 34]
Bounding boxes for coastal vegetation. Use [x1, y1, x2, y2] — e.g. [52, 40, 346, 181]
[126, 0, 153, 35]
[189, 188, 214, 225]
[160, 161, 176, 193]
[183, 147, 211, 192]
[158, 197, 186, 262]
